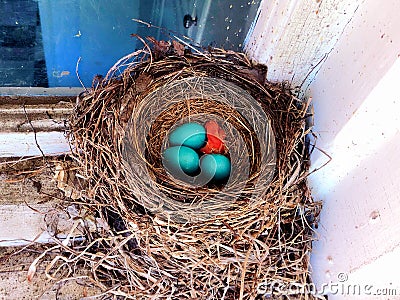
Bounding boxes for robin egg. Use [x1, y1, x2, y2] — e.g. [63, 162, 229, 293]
[162, 146, 200, 177]
[169, 122, 206, 150]
[200, 154, 231, 182]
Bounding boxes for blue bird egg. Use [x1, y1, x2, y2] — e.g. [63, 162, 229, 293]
[162, 146, 200, 177]
[169, 122, 206, 150]
[200, 154, 231, 182]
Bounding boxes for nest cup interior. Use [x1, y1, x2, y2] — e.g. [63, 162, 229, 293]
[121, 76, 277, 222]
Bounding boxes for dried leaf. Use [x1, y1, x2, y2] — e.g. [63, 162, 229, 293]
[172, 40, 185, 56]
[53, 162, 84, 200]
[27, 260, 37, 282]
[158, 40, 170, 52]
[237, 66, 268, 84]
[146, 37, 171, 58]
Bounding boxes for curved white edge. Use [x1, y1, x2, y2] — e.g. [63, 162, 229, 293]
[246, 0, 400, 295]
[307, 0, 400, 296]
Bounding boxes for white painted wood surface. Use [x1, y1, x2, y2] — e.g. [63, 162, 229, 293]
[246, 0, 400, 297]
[0, 204, 58, 247]
[0, 169, 79, 247]
[343, 246, 400, 299]
[0, 97, 73, 245]
[245, 0, 364, 89]
[0, 90, 74, 157]
[0, 132, 70, 157]
[306, 0, 400, 298]
[0, 247, 101, 298]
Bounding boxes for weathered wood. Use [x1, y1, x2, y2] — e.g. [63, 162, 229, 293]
[0, 204, 61, 247]
[0, 89, 80, 246]
[0, 132, 71, 157]
[0, 247, 101, 298]
[0, 167, 60, 206]
[0, 103, 73, 132]
[0, 87, 82, 105]
[0, 97, 73, 157]
[245, 0, 364, 89]
[0, 159, 76, 247]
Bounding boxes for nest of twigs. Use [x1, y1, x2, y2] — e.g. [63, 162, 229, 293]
[122, 75, 277, 223]
[42, 38, 321, 299]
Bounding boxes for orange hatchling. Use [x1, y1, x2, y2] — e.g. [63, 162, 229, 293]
[200, 120, 227, 154]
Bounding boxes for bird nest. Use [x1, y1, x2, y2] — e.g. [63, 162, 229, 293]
[38, 39, 322, 299]
[122, 76, 276, 223]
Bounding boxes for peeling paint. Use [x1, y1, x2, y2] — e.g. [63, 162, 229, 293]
[52, 70, 70, 78]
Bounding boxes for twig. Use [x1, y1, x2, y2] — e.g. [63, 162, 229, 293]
[22, 103, 47, 164]
[76, 57, 88, 93]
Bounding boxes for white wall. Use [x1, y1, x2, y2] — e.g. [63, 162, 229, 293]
[245, 0, 364, 88]
[308, 0, 400, 298]
[247, 0, 400, 298]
